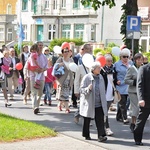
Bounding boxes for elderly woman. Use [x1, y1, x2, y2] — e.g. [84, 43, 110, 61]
[55, 42, 74, 113]
[114, 49, 132, 124]
[80, 62, 108, 142]
[125, 53, 143, 132]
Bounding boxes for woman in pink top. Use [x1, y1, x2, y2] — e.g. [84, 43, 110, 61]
[43, 57, 55, 105]
[1, 50, 11, 78]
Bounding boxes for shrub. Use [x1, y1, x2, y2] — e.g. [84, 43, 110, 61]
[14, 42, 33, 56]
[49, 38, 84, 51]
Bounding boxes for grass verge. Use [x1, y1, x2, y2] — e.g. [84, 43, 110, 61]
[0, 113, 57, 142]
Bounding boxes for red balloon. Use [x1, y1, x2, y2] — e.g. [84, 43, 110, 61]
[16, 63, 23, 70]
[61, 42, 70, 50]
[96, 56, 106, 67]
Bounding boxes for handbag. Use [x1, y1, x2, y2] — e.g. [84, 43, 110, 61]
[108, 75, 121, 103]
[114, 90, 121, 103]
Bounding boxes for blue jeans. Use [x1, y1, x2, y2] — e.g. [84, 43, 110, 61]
[44, 82, 52, 101]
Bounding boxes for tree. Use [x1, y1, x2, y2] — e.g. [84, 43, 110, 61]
[81, 0, 139, 53]
[120, 0, 138, 53]
[81, 0, 116, 10]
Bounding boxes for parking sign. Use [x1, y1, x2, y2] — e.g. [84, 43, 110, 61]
[126, 16, 141, 31]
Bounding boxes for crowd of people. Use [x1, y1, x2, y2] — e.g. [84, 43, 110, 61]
[0, 41, 149, 146]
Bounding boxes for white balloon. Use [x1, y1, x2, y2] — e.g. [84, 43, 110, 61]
[112, 47, 121, 56]
[53, 46, 61, 54]
[69, 62, 78, 72]
[82, 53, 94, 68]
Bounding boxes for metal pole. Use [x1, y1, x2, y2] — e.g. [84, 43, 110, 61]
[100, 5, 104, 42]
[132, 38, 134, 58]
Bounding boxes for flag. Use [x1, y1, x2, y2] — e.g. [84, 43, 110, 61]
[17, 19, 25, 51]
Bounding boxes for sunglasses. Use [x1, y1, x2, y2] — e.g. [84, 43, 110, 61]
[63, 50, 69, 53]
[122, 56, 129, 58]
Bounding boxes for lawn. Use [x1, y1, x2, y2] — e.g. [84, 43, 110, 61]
[0, 113, 57, 142]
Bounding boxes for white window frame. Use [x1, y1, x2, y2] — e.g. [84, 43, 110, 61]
[7, 4, 12, 14]
[74, 24, 84, 39]
[62, 24, 71, 38]
[22, 0, 28, 11]
[61, 0, 66, 8]
[53, 0, 57, 10]
[7, 28, 13, 41]
[73, 0, 80, 9]
[0, 28, 4, 41]
[45, 0, 50, 9]
[91, 24, 96, 41]
[48, 24, 56, 40]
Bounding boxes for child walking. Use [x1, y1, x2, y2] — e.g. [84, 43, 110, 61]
[43, 57, 55, 105]
[28, 44, 42, 89]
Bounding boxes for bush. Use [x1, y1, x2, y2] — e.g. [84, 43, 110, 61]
[93, 47, 119, 63]
[49, 38, 84, 51]
[143, 52, 150, 62]
[14, 42, 33, 56]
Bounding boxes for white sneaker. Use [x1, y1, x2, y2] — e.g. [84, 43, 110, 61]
[106, 128, 114, 136]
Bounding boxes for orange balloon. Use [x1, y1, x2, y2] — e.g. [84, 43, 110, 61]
[96, 56, 106, 67]
[61, 42, 70, 50]
[16, 63, 23, 70]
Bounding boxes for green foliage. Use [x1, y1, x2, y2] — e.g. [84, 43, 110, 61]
[93, 47, 119, 63]
[107, 42, 119, 48]
[49, 38, 84, 51]
[143, 52, 150, 62]
[14, 42, 33, 55]
[81, 0, 116, 10]
[0, 113, 57, 142]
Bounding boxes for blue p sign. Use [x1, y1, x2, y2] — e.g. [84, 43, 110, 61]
[127, 16, 141, 32]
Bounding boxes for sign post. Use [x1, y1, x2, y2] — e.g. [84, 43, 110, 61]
[126, 16, 141, 57]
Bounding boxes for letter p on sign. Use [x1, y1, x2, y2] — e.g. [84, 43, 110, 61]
[127, 16, 141, 32]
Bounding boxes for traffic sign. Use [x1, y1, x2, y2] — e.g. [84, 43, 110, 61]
[126, 16, 141, 31]
[126, 31, 140, 39]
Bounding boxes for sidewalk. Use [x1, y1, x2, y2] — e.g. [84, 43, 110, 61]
[0, 134, 106, 150]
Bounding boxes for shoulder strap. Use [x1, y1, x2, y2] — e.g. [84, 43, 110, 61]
[108, 75, 116, 91]
[82, 64, 88, 74]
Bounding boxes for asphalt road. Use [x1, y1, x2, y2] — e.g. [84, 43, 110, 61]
[0, 92, 150, 150]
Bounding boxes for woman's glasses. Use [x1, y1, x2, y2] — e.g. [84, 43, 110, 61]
[122, 56, 129, 58]
[63, 51, 69, 53]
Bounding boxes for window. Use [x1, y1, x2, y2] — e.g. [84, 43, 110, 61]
[31, 0, 37, 13]
[22, 0, 28, 11]
[141, 25, 148, 36]
[0, 28, 4, 41]
[74, 24, 84, 38]
[91, 24, 96, 41]
[53, 0, 57, 10]
[48, 25, 56, 40]
[73, 0, 80, 9]
[45, 0, 50, 9]
[62, 24, 71, 38]
[22, 25, 27, 40]
[7, 28, 13, 41]
[61, 0, 66, 8]
[7, 4, 12, 14]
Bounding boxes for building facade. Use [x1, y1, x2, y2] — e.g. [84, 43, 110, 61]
[138, 0, 150, 52]
[16, 0, 125, 46]
[0, 0, 17, 47]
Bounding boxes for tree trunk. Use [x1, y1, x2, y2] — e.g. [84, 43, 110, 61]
[126, 0, 139, 54]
